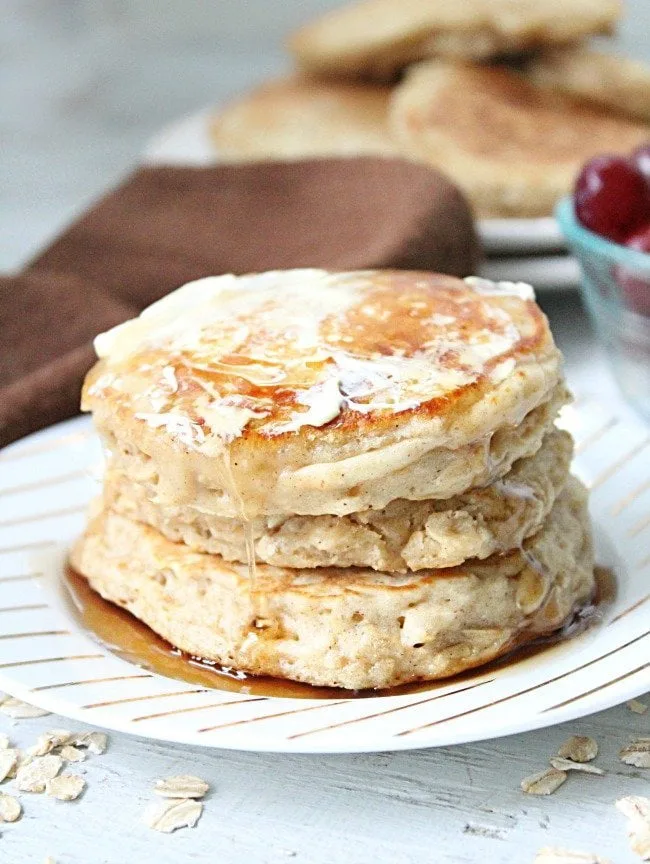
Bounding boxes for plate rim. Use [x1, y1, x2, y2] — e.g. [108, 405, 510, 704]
[1, 414, 648, 753]
[0, 659, 647, 754]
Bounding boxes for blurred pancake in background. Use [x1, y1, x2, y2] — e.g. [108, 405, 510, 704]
[525, 47, 650, 122]
[389, 60, 650, 217]
[287, 0, 621, 80]
[209, 76, 397, 161]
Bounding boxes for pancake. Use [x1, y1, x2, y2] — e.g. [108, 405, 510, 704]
[526, 48, 650, 123]
[287, 0, 621, 81]
[209, 76, 398, 161]
[71, 477, 594, 690]
[101, 377, 567, 521]
[83, 270, 564, 518]
[104, 428, 572, 572]
[389, 61, 650, 218]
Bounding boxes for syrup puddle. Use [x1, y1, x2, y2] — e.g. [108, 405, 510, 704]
[60, 564, 615, 701]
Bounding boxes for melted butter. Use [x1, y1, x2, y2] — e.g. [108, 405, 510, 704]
[63, 564, 615, 700]
[90, 270, 538, 446]
[198, 400, 268, 446]
[266, 376, 344, 435]
[133, 412, 205, 448]
[464, 277, 536, 301]
[190, 360, 287, 386]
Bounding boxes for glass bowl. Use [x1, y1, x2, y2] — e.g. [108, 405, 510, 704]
[556, 197, 650, 421]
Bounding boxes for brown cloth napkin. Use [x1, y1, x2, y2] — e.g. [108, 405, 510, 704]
[3, 158, 479, 448]
[29, 159, 478, 307]
[0, 273, 135, 447]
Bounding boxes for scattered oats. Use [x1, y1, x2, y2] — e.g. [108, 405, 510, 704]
[4, 750, 30, 781]
[0, 792, 22, 822]
[549, 757, 605, 776]
[628, 700, 649, 715]
[144, 798, 203, 833]
[71, 731, 107, 754]
[521, 768, 567, 795]
[14, 751, 33, 776]
[620, 739, 650, 769]
[557, 736, 598, 763]
[616, 796, 650, 860]
[0, 734, 9, 749]
[154, 775, 209, 799]
[29, 730, 72, 757]
[0, 749, 20, 783]
[0, 698, 50, 719]
[59, 744, 85, 763]
[534, 848, 611, 863]
[46, 774, 86, 801]
[15, 754, 63, 792]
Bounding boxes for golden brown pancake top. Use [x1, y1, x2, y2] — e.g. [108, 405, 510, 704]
[84, 270, 550, 448]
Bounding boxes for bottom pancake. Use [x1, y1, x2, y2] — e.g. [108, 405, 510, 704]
[71, 478, 594, 690]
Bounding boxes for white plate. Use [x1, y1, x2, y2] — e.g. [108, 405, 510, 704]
[0, 400, 649, 753]
[478, 256, 580, 291]
[479, 219, 566, 256]
[143, 110, 568, 259]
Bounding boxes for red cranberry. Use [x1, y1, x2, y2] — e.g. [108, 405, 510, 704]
[625, 222, 650, 254]
[574, 155, 650, 243]
[632, 143, 650, 182]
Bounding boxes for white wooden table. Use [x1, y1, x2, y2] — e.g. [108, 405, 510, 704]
[1, 683, 649, 863]
[2, 3, 650, 861]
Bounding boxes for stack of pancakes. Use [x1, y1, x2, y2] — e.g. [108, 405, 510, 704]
[209, 0, 650, 218]
[72, 269, 595, 690]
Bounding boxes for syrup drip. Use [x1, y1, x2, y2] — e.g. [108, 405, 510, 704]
[63, 565, 615, 701]
[219, 447, 262, 621]
[480, 433, 497, 479]
[243, 521, 259, 604]
[521, 546, 551, 581]
[494, 479, 536, 501]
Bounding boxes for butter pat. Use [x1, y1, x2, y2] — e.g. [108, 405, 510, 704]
[91, 269, 531, 445]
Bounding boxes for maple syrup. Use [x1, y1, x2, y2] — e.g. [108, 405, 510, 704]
[63, 564, 615, 701]
[219, 447, 262, 620]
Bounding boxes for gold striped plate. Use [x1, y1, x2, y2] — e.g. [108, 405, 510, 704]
[0, 403, 648, 753]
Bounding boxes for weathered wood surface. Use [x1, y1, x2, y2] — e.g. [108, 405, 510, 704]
[1, 697, 649, 863]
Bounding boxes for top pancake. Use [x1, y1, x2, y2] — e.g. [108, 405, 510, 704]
[288, 0, 621, 81]
[84, 270, 562, 516]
